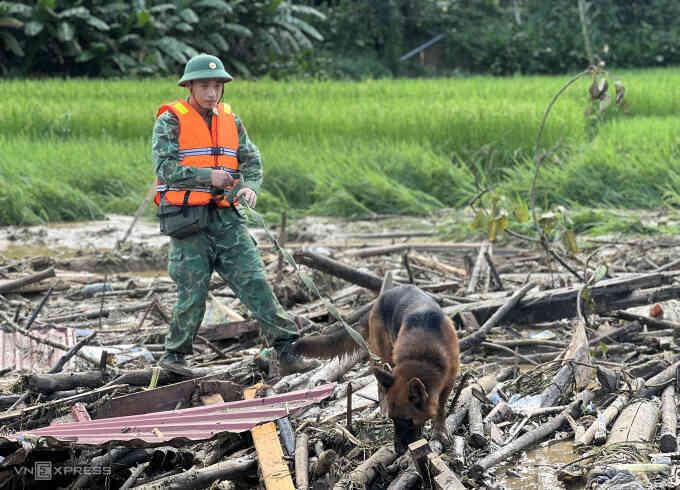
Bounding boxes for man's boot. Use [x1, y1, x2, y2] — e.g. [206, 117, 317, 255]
[158, 351, 194, 377]
[277, 346, 320, 377]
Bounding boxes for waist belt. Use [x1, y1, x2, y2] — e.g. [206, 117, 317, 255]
[157, 170, 241, 193]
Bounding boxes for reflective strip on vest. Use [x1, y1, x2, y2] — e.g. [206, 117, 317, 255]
[178, 146, 238, 161]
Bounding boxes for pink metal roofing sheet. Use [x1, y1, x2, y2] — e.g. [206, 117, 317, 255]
[0, 327, 76, 371]
[5, 383, 335, 448]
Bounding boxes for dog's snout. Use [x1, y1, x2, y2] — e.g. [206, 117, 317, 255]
[392, 417, 423, 454]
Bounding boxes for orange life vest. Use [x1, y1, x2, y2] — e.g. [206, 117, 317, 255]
[154, 99, 239, 208]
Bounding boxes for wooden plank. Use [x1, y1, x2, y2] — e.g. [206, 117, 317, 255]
[445, 273, 675, 326]
[244, 383, 295, 490]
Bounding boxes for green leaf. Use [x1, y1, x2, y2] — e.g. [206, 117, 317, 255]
[24, 21, 44, 36]
[224, 23, 252, 37]
[136, 10, 150, 28]
[285, 16, 323, 42]
[4, 4, 32, 17]
[561, 229, 578, 255]
[0, 17, 23, 29]
[538, 211, 557, 234]
[194, 0, 233, 13]
[56, 21, 74, 42]
[470, 209, 488, 231]
[179, 8, 198, 23]
[599, 341, 608, 355]
[488, 212, 508, 241]
[590, 264, 608, 284]
[209, 32, 229, 52]
[289, 4, 326, 21]
[59, 7, 89, 19]
[85, 15, 109, 31]
[150, 3, 175, 14]
[512, 195, 529, 223]
[152, 48, 168, 72]
[0, 32, 23, 56]
[64, 39, 82, 56]
[229, 57, 251, 77]
[76, 50, 97, 63]
[37, 0, 55, 10]
[175, 22, 193, 33]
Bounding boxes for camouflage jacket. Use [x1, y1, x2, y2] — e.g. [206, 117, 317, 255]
[151, 103, 262, 194]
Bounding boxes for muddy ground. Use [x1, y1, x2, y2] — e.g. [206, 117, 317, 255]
[1, 210, 680, 489]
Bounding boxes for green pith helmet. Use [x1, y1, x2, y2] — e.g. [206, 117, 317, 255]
[178, 54, 233, 86]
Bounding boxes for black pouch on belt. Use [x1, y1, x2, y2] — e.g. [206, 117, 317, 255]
[158, 192, 209, 238]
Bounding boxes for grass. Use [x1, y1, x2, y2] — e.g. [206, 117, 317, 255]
[1, 68, 680, 226]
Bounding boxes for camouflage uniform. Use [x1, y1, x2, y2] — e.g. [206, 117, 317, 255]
[152, 105, 299, 357]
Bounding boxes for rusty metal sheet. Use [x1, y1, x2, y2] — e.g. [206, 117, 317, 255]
[4, 383, 335, 448]
[0, 327, 76, 371]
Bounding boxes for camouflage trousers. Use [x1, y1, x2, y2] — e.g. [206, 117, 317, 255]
[165, 207, 299, 355]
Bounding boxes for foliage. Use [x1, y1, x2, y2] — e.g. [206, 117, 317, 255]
[2, 70, 680, 226]
[0, 0, 325, 77]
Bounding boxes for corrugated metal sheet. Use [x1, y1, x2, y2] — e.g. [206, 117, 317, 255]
[0, 327, 76, 371]
[5, 383, 335, 448]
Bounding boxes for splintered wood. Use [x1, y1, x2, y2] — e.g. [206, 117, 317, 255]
[244, 383, 295, 490]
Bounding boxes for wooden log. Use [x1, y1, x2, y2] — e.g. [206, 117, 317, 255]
[452, 435, 466, 471]
[0, 267, 56, 293]
[407, 438, 464, 490]
[540, 322, 591, 407]
[445, 368, 514, 435]
[428, 452, 466, 490]
[607, 399, 660, 445]
[468, 393, 487, 448]
[385, 469, 421, 490]
[293, 249, 383, 291]
[71, 447, 136, 488]
[24, 371, 105, 394]
[340, 242, 504, 258]
[640, 361, 680, 397]
[588, 320, 642, 346]
[660, 384, 677, 453]
[574, 379, 639, 447]
[445, 273, 677, 326]
[131, 454, 257, 490]
[310, 449, 336, 479]
[628, 358, 669, 380]
[295, 432, 309, 490]
[466, 240, 490, 294]
[48, 331, 97, 373]
[406, 253, 467, 278]
[334, 446, 397, 489]
[469, 390, 594, 480]
[458, 282, 536, 351]
[244, 384, 295, 490]
[484, 400, 514, 424]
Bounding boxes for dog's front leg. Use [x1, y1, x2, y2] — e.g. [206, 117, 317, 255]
[432, 381, 455, 444]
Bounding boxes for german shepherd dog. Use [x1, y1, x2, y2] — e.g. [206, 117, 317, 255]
[293, 285, 460, 453]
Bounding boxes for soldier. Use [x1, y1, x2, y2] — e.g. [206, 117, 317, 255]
[152, 53, 319, 376]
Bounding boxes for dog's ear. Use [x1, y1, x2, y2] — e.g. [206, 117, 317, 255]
[407, 378, 428, 409]
[374, 368, 395, 389]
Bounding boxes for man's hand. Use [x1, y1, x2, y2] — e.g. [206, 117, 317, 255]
[211, 169, 234, 189]
[237, 187, 257, 208]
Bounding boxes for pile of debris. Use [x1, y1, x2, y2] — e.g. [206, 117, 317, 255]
[1, 214, 680, 489]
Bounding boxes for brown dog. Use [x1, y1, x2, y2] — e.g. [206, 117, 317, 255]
[293, 285, 460, 453]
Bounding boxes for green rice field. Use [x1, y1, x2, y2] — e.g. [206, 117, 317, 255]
[1, 68, 679, 227]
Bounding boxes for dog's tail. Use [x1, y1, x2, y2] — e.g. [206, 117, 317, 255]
[293, 319, 368, 359]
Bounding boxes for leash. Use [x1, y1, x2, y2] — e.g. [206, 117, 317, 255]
[222, 184, 382, 364]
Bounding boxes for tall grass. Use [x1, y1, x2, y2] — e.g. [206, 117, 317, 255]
[1, 68, 679, 225]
